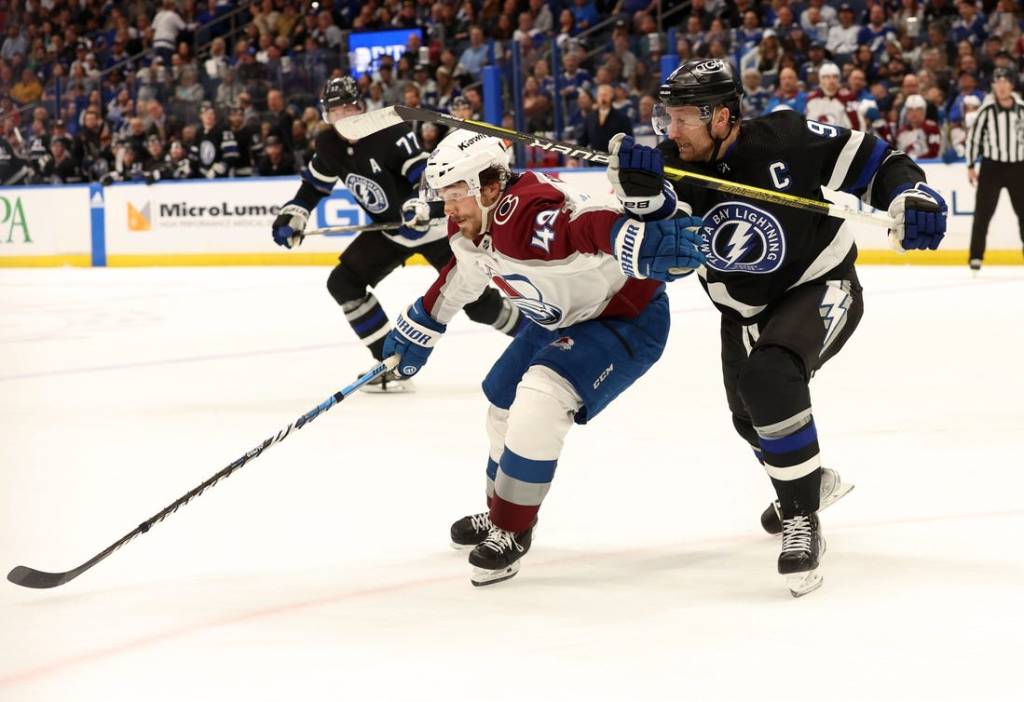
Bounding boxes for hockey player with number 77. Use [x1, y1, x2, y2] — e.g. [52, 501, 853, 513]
[607, 58, 947, 596]
[380, 128, 705, 586]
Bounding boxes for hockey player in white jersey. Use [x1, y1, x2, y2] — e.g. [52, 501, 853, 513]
[380, 129, 705, 586]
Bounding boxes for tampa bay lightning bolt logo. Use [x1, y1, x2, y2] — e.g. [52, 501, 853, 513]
[344, 174, 389, 214]
[700, 201, 786, 274]
[491, 274, 563, 325]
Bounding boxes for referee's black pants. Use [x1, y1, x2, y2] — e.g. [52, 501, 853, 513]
[970, 158, 1024, 261]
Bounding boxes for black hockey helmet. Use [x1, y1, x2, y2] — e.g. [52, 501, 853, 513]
[656, 58, 742, 129]
[320, 75, 361, 121]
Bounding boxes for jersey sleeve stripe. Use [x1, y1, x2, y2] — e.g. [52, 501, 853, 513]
[849, 137, 888, 192]
[302, 161, 337, 194]
[400, 152, 429, 179]
[825, 129, 865, 191]
[405, 159, 426, 185]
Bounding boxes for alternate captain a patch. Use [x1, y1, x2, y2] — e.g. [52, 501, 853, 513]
[700, 201, 786, 274]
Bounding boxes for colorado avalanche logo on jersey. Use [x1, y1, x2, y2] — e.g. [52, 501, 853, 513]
[551, 336, 574, 351]
[700, 201, 786, 274]
[344, 174, 389, 214]
[491, 274, 563, 325]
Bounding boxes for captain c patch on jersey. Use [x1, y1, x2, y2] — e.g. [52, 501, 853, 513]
[700, 201, 786, 274]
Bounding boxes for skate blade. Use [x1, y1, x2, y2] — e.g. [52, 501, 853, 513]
[470, 561, 520, 587]
[787, 569, 823, 598]
[450, 541, 476, 551]
[821, 481, 854, 510]
[785, 536, 827, 598]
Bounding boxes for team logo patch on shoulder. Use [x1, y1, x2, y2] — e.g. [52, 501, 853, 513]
[344, 174, 389, 214]
[551, 336, 574, 351]
[701, 201, 786, 274]
[493, 195, 519, 225]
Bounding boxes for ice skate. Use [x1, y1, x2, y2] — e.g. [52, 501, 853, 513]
[451, 512, 537, 549]
[469, 524, 533, 586]
[359, 367, 415, 393]
[450, 512, 493, 549]
[761, 468, 853, 535]
[778, 512, 826, 597]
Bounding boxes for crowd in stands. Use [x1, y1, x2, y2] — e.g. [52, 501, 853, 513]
[0, 0, 1022, 186]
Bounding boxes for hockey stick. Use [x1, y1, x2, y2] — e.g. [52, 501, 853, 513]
[337, 106, 893, 229]
[6, 355, 399, 590]
[303, 221, 401, 237]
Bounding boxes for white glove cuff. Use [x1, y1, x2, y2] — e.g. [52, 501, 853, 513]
[395, 312, 443, 347]
[612, 218, 648, 280]
[280, 203, 309, 229]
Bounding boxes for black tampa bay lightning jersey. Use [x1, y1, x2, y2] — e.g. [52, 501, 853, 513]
[660, 110, 924, 323]
[296, 123, 428, 225]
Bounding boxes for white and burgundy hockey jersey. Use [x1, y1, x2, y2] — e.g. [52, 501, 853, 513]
[422, 172, 662, 329]
[805, 88, 863, 131]
[895, 120, 942, 159]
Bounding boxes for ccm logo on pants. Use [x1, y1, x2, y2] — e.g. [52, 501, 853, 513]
[593, 364, 614, 389]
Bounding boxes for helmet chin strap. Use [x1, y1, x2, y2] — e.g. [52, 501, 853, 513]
[476, 182, 506, 234]
[705, 106, 725, 163]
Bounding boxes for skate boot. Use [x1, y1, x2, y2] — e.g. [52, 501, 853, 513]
[778, 512, 826, 597]
[359, 367, 414, 393]
[468, 524, 534, 586]
[451, 512, 537, 550]
[761, 467, 853, 535]
[450, 512, 493, 550]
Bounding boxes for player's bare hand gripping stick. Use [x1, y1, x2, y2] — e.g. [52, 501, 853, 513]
[338, 106, 892, 229]
[7, 356, 399, 590]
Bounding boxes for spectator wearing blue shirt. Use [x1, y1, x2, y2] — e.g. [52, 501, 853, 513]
[948, 71, 986, 124]
[571, 0, 600, 34]
[559, 51, 594, 107]
[950, 1, 987, 48]
[457, 25, 489, 82]
[857, 4, 896, 58]
[734, 10, 765, 59]
[764, 67, 808, 114]
[741, 67, 773, 118]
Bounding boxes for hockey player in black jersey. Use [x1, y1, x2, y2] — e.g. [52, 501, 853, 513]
[271, 76, 523, 391]
[607, 58, 946, 596]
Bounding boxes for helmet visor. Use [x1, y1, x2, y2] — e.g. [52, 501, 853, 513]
[427, 181, 476, 203]
[652, 104, 710, 135]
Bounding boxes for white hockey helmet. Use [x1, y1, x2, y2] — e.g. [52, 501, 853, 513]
[424, 128, 511, 201]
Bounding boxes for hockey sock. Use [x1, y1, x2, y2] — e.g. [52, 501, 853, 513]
[341, 293, 390, 360]
[755, 413, 822, 514]
[490, 366, 581, 532]
[739, 346, 822, 514]
[485, 405, 509, 508]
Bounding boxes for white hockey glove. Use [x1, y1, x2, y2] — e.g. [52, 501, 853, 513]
[399, 198, 433, 240]
[608, 133, 678, 221]
[272, 202, 309, 249]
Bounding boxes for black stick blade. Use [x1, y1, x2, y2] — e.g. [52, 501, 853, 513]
[7, 565, 72, 589]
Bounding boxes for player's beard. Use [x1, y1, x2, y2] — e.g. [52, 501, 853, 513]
[674, 137, 712, 162]
[452, 211, 483, 238]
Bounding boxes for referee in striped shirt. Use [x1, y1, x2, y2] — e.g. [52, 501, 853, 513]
[965, 67, 1024, 271]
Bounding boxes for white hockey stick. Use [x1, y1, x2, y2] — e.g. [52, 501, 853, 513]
[338, 106, 893, 229]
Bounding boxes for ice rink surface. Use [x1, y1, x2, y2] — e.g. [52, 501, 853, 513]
[1, 264, 1022, 701]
